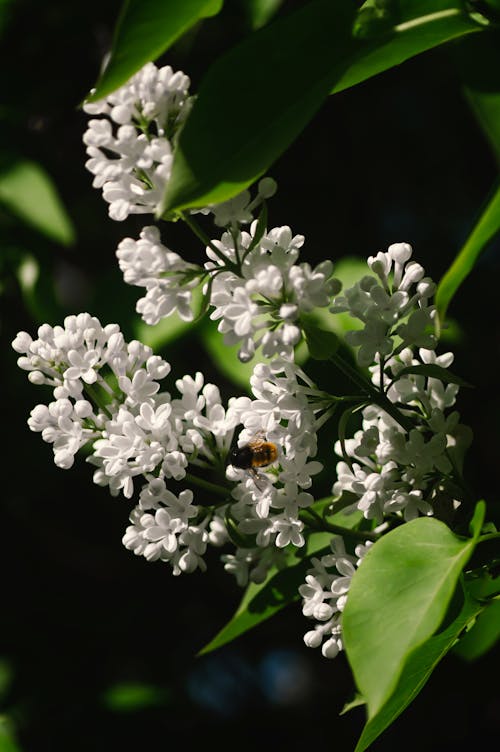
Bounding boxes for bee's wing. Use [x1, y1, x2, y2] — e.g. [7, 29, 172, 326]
[247, 429, 267, 448]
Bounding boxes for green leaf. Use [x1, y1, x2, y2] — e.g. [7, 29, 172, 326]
[161, 0, 358, 213]
[343, 503, 484, 718]
[162, 0, 482, 214]
[435, 181, 500, 326]
[87, 0, 223, 102]
[353, 588, 483, 752]
[15, 253, 65, 323]
[198, 506, 362, 655]
[103, 681, 170, 711]
[302, 320, 341, 361]
[197, 532, 330, 656]
[395, 363, 473, 387]
[239, 0, 284, 29]
[0, 717, 22, 752]
[0, 161, 75, 245]
[465, 571, 500, 600]
[332, 0, 484, 96]
[453, 598, 500, 661]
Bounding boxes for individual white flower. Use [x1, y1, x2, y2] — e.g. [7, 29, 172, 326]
[331, 242, 436, 366]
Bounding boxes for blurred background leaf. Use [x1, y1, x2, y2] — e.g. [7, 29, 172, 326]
[0, 161, 75, 245]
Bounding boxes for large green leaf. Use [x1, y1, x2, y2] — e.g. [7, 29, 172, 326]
[162, 0, 482, 214]
[435, 181, 500, 326]
[87, 0, 223, 102]
[354, 589, 483, 752]
[198, 507, 363, 655]
[342, 502, 484, 718]
[0, 161, 75, 245]
[332, 0, 484, 95]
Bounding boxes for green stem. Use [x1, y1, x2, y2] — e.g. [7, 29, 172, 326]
[301, 508, 379, 542]
[478, 532, 500, 544]
[329, 351, 414, 433]
[84, 384, 113, 419]
[181, 212, 240, 272]
[185, 472, 231, 500]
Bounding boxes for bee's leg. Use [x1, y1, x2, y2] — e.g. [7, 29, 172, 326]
[249, 468, 266, 492]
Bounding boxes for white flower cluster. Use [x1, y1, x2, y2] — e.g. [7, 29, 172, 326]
[12, 313, 248, 575]
[207, 223, 341, 362]
[331, 242, 436, 367]
[115, 219, 342, 360]
[300, 537, 372, 658]
[19, 55, 471, 662]
[83, 62, 192, 220]
[333, 346, 469, 524]
[220, 357, 332, 586]
[330, 244, 470, 524]
[12, 314, 337, 580]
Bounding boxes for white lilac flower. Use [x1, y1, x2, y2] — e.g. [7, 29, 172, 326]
[331, 242, 436, 367]
[12, 315, 248, 577]
[116, 225, 202, 324]
[207, 222, 341, 362]
[300, 537, 372, 659]
[83, 62, 192, 220]
[208, 177, 277, 229]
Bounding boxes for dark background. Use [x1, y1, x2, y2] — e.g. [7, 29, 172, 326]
[1, 1, 500, 750]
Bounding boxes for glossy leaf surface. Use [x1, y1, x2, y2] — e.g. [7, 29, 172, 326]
[343, 503, 484, 717]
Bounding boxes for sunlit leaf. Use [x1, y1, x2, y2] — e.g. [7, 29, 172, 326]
[343, 501, 484, 718]
[435, 181, 500, 327]
[0, 161, 75, 245]
[87, 0, 223, 101]
[353, 589, 483, 752]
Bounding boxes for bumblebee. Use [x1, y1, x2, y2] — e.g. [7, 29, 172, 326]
[229, 432, 279, 471]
